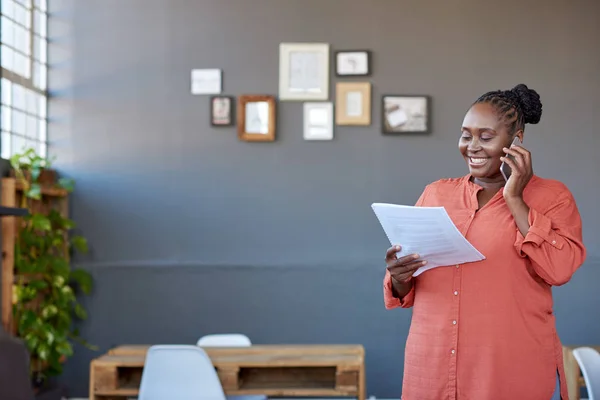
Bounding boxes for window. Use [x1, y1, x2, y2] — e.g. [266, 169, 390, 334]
[0, 0, 47, 159]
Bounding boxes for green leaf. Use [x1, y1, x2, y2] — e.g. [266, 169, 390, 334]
[27, 279, 48, 291]
[70, 235, 88, 253]
[73, 303, 88, 320]
[18, 310, 39, 332]
[50, 258, 70, 276]
[27, 183, 42, 200]
[58, 177, 75, 192]
[70, 268, 93, 294]
[30, 214, 51, 231]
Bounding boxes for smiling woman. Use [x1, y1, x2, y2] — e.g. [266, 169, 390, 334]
[383, 84, 586, 400]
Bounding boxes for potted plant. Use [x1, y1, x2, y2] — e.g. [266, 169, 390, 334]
[9, 148, 96, 398]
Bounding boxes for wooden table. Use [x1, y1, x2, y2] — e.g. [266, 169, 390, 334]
[562, 345, 600, 400]
[90, 344, 366, 400]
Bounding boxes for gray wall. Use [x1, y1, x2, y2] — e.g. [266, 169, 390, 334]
[46, 0, 600, 397]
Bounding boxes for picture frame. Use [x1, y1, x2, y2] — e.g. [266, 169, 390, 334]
[382, 95, 431, 134]
[303, 102, 334, 141]
[335, 82, 371, 126]
[210, 96, 234, 126]
[191, 68, 222, 95]
[237, 95, 277, 142]
[335, 50, 371, 76]
[279, 42, 330, 101]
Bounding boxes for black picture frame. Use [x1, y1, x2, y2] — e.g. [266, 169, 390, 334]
[381, 94, 431, 134]
[210, 95, 235, 126]
[334, 50, 371, 77]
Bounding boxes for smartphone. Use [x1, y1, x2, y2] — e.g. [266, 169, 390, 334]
[500, 136, 522, 181]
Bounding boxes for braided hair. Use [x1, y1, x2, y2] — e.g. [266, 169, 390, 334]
[473, 84, 543, 134]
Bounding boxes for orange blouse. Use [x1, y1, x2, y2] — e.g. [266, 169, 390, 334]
[383, 174, 586, 400]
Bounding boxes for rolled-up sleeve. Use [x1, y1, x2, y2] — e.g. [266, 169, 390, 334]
[383, 270, 415, 309]
[514, 190, 587, 286]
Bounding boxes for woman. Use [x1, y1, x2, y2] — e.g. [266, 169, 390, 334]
[383, 84, 586, 400]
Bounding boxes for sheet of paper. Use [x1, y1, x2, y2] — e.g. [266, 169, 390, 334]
[371, 203, 485, 276]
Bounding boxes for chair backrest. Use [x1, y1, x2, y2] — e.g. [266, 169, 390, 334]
[197, 334, 252, 347]
[573, 346, 600, 400]
[0, 330, 34, 400]
[138, 345, 226, 400]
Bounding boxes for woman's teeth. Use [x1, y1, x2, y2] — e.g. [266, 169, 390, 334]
[470, 157, 488, 165]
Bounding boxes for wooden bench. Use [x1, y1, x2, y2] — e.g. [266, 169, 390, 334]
[90, 344, 366, 400]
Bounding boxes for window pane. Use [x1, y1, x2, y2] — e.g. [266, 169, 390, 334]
[26, 88, 37, 114]
[14, 0, 31, 8]
[11, 83, 25, 110]
[38, 94, 45, 118]
[12, 109, 25, 135]
[33, 34, 46, 62]
[1, 78, 12, 106]
[12, 133, 26, 154]
[32, 61, 46, 90]
[1, 0, 15, 19]
[39, 140, 46, 158]
[33, 0, 46, 11]
[1, 16, 14, 46]
[14, 51, 30, 78]
[1, 131, 11, 159]
[1, 44, 14, 71]
[34, 9, 45, 37]
[14, 24, 30, 54]
[38, 117, 45, 141]
[26, 114, 35, 138]
[1, 106, 11, 131]
[14, 2, 30, 28]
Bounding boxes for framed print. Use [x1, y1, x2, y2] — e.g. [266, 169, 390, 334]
[191, 68, 221, 94]
[335, 50, 371, 76]
[237, 95, 277, 142]
[210, 96, 234, 126]
[303, 102, 334, 141]
[335, 82, 371, 126]
[382, 95, 430, 134]
[279, 43, 329, 101]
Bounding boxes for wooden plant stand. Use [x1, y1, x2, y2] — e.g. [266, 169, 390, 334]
[89, 344, 366, 400]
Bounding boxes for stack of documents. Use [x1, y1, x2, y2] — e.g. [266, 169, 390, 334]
[371, 203, 485, 276]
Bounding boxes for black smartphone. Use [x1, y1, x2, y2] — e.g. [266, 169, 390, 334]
[500, 136, 522, 181]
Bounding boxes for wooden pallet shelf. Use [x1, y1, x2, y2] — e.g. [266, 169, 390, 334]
[1, 176, 70, 333]
[90, 345, 366, 400]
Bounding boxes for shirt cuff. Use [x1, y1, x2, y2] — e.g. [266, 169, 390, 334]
[514, 207, 564, 255]
[383, 272, 415, 309]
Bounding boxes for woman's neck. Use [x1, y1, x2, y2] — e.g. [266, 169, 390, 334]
[472, 176, 505, 190]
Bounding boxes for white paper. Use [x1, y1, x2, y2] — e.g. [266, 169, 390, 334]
[289, 51, 320, 91]
[191, 69, 221, 94]
[346, 91, 362, 117]
[371, 203, 485, 276]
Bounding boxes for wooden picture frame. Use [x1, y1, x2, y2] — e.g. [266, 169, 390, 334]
[210, 96, 234, 126]
[335, 50, 371, 77]
[279, 42, 330, 101]
[382, 95, 431, 134]
[335, 82, 371, 126]
[237, 95, 277, 142]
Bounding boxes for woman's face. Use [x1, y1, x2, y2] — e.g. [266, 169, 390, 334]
[458, 102, 521, 183]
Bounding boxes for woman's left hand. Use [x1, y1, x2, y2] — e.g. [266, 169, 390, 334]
[500, 144, 533, 201]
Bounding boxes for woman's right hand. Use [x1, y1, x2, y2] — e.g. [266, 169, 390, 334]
[386, 245, 427, 284]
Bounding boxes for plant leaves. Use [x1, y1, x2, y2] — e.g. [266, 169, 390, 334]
[58, 177, 75, 192]
[70, 268, 93, 294]
[30, 214, 51, 231]
[73, 303, 87, 320]
[27, 183, 42, 200]
[70, 235, 88, 253]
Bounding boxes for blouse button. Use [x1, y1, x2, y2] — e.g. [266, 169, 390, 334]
[552, 240, 557, 245]
[454, 291, 459, 296]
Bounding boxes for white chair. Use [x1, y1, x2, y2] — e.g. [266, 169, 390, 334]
[573, 346, 600, 400]
[197, 333, 252, 347]
[196, 334, 267, 400]
[138, 344, 226, 400]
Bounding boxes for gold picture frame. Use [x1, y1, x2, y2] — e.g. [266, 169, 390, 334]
[237, 95, 277, 142]
[335, 82, 371, 126]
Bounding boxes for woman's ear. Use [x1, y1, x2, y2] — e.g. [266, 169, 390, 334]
[515, 130, 524, 143]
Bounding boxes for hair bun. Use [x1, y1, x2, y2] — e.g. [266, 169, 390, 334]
[511, 84, 542, 124]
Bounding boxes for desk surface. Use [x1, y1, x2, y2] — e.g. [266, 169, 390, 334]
[101, 344, 365, 368]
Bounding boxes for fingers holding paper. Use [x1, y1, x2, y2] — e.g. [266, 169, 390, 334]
[386, 245, 427, 283]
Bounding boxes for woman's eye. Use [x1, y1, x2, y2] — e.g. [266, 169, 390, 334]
[461, 135, 471, 140]
[481, 136, 493, 141]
